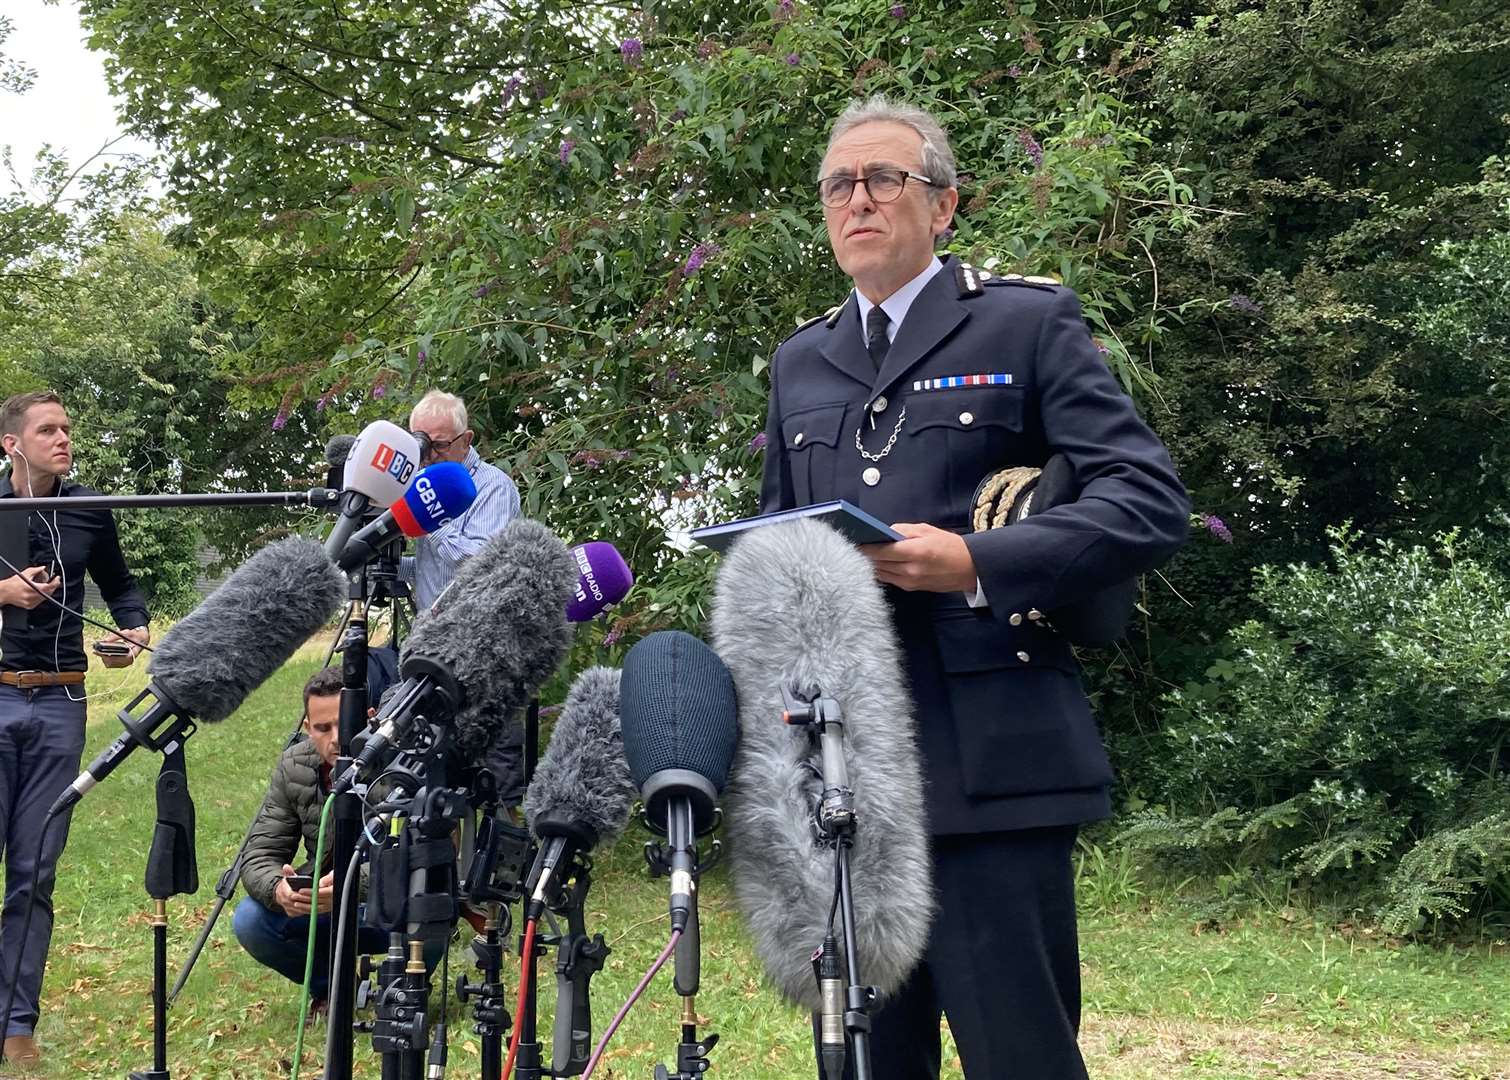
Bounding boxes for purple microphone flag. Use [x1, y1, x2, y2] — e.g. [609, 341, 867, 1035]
[567, 541, 633, 621]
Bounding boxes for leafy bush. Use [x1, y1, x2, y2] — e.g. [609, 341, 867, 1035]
[1119, 527, 1510, 933]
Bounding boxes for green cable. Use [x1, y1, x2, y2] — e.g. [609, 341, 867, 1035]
[290, 791, 336, 1079]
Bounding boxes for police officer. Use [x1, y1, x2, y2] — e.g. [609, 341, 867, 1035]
[759, 96, 1189, 1078]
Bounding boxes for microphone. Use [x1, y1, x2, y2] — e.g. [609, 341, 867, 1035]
[620, 629, 738, 996]
[335, 517, 578, 787]
[709, 517, 934, 1013]
[323, 421, 422, 559]
[522, 667, 632, 917]
[335, 460, 477, 572]
[323, 433, 357, 491]
[566, 541, 633, 622]
[50, 538, 347, 815]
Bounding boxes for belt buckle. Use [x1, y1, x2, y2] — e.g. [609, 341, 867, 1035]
[12, 670, 45, 689]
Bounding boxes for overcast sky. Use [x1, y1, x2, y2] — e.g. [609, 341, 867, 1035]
[3, 0, 158, 192]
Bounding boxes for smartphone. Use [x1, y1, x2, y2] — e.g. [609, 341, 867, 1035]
[287, 873, 314, 892]
[92, 641, 132, 657]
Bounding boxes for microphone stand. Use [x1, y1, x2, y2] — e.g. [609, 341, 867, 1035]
[644, 808, 721, 1080]
[515, 700, 548, 1080]
[782, 684, 876, 1080]
[129, 712, 201, 1080]
[0, 489, 343, 511]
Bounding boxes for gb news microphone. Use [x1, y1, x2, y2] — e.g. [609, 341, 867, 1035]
[333, 517, 579, 791]
[50, 538, 347, 815]
[710, 517, 933, 1076]
[620, 631, 738, 996]
[323, 420, 423, 559]
[335, 459, 477, 572]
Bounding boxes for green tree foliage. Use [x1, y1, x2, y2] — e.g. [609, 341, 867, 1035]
[78, 0, 1200, 639]
[0, 218, 329, 614]
[1119, 528, 1510, 932]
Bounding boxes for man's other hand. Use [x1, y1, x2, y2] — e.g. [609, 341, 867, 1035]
[0, 566, 60, 610]
[316, 871, 335, 915]
[861, 523, 978, 593]
[274, 864, 312, 918]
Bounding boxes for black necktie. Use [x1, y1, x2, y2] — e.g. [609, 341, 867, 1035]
[866, 305, 891, 370]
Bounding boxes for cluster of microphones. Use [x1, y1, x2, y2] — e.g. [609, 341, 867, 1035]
[59, 420, 932, 1080]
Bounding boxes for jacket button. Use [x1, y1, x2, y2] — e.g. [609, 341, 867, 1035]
[1009, 613, 1023, 626]
[1016, 651, 1031, 663]
[1027, 608, 1043, 620]
[959, 411, 974, 425]
[862, 467, 880, 487]
[793, 432, 804, 446]
[872, 396, 888, 413]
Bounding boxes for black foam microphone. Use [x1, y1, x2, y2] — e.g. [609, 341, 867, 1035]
[522, 667, 632, 917]
[620, 631, 738, 948]
[334, 518, 578, 789]
[50, 538, 347, 815]
[709, 517, 934, 1013]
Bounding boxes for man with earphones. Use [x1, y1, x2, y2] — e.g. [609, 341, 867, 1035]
[0, 390, 149, 1067]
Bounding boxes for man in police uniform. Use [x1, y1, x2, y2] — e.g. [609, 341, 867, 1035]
[759, 96, 1189, 1078]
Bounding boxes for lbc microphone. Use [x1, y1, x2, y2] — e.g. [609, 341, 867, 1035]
[566, 541, 633, 622]
[323, 421, 422, 559]
[336, 460, 476, 572]
[621, 630, 738, 998]
[336, 517, 578, 786]
[51, 538, 347, 815]
[709, 517, 934, 1014]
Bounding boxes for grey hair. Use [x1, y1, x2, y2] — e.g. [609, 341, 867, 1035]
[410, 389, 468, 432]
[822, 95, 958, 192]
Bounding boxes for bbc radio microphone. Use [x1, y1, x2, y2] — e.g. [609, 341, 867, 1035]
[566, 541, 633, 621]
[323, 420, 422, 559]
[51, 538, 347, 815]
[335, 460, 477, 572]
[522, 667, 632, 917]
[335, 518, 578, 787]
[710, 517, 933, 1013]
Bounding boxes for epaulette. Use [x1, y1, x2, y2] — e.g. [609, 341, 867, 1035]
[782, 302, 845, 344]
[986, 270, 1061, 293]
[955, 261, 1061, 297]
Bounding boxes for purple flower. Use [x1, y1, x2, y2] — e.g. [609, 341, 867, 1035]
[1094, 340, 1111, 355]
[416, 348, 427, 368]
[1008, 64, 1023, 77]
[620, 38, 644, 66]
[314, 396, 328, 413]
[785, 52, 802, 66]
[775, 0, 795, 19]
[1229, 292, 1263, 316]
[681, 241, 720, 276]
[603, 626, 623, 647]
[696, 39, 721, 59]
[559, 139, 575, 164]
[271, 410, 288, 431]
[748, 431, 768, 452]
[1018, 128, 1043, 169]
[501, 74, 524, 107]
[371, 381, 387, 401]
[1201, 514, 1233, 543]
[539, 703, 563, 719]
[890, 3, 907, 17]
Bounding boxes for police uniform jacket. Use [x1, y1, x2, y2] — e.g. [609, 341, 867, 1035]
[758, 255, 1189, 835]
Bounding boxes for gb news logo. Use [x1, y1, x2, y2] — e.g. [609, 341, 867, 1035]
[411, 473, 448, 525]
[369, 441, 416, 486]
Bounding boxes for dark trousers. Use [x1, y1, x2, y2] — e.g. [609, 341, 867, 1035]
[0, 685, 87, 1037]
[232, 896, 426, 1001]
[830, 826, 1088, 1080]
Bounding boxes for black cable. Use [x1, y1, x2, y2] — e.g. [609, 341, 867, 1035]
[0, 549, 155, 653]
[827, 840, 842, 936]
[0, 812, 63, 1060]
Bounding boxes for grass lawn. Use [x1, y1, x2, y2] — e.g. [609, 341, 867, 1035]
[15, 646, 1510, 1078]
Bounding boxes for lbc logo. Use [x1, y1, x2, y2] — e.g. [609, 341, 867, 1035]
[370, 443, 416, 485]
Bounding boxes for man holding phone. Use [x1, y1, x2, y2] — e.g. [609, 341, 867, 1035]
[233, 668, 442, 1006]
[0, 391, 150, 1067]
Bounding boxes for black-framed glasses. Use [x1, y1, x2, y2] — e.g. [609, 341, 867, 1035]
[413, 431, 465, 458]
[818, 168, 937, 208]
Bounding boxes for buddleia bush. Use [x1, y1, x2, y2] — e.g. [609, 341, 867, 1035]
[1119, 526, 1510, 933]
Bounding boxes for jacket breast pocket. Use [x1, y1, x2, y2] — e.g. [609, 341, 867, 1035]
[904, 387, 1029, 521]
[781, 402, 849, 506]
[932, 609, 1112, 799]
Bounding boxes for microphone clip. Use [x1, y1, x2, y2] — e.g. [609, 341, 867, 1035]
[642, 833, 722, 880]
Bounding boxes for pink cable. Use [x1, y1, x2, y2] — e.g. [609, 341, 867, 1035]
[580, 928, 683, 1080]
